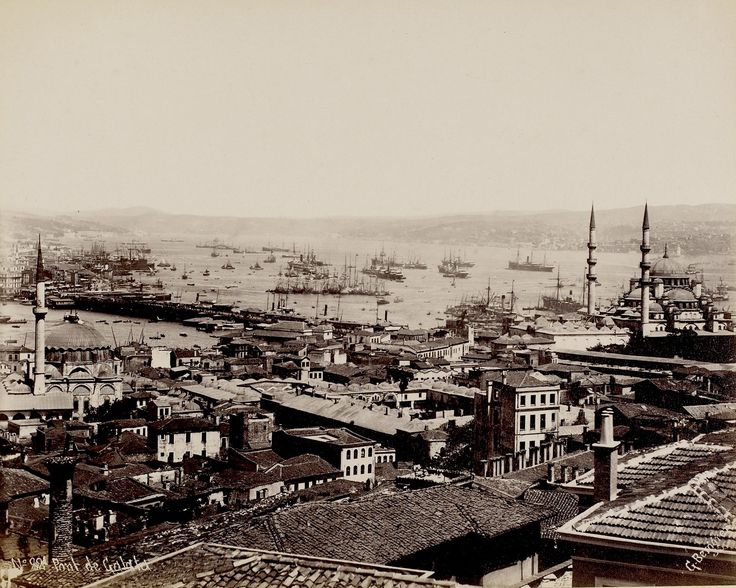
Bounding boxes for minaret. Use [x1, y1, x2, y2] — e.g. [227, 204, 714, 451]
[639, 204, 651, 337]
[33, 235, 47, 395]
[586, 204, 597, 315]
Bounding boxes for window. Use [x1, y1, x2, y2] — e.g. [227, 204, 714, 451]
[520, 395, 526, 407]
[540, 414, 546, 430]
[520, 441, 526, 451]
[346, 449, 351, 460]
[201, 432, 207, 443]
[367, 464, 372, 473]
[530, 395, 536, 406]
[353, 466, 358, 475]
[360, 448, 366, 458]
[185, 432, 191, 443]
[360, 465, 365, 475]
[168, 433, 174, 444]
[345, 468, 350, 476]
[540, 394, 546, 405]
[168, 452, 174, 463]
[550, 393, 556, 404]
[530, 440, 536, 448]
[368, 447, 372, 457]
[552, 413, 556, 422]
[519, 415, 526, 430]
[530, 415, 536, 430]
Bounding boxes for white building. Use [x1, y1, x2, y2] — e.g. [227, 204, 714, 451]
[148, 417, 221, 463]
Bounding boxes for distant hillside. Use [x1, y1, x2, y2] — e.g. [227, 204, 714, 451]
[2, 203, 734, 255]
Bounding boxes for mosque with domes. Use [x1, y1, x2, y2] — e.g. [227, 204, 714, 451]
[594, 205, 731, 336]
[0, 238, 122, 424]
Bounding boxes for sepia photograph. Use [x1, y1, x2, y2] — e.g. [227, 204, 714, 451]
[0, 1, 735, 586]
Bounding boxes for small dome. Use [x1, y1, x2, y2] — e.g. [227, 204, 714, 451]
[649, 302, 664, 313]
[46, 321, 109, 350]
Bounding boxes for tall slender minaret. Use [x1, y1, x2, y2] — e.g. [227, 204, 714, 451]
[639, 204, 651, 337]
[586, 204, 597, 315]
[33, 235, 47, 395]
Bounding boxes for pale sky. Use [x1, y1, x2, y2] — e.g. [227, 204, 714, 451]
[1, 0, 734, 218]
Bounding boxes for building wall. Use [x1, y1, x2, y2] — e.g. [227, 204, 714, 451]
[154, 429, 221, 462]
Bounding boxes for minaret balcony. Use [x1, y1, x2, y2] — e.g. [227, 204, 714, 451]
[587, 257, 597, 265]
[640, 244, 651, 253]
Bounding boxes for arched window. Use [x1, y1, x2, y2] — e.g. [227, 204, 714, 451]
[360, 448, 365, 458]
[353, 466, 358, 475]
[368, 447, 372, 457]
[346, 449, 351, 460]
[360, 465, 365, 475]
[368, 464, 372, 473]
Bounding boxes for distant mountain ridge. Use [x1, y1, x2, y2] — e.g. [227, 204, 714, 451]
[2, 203, 734, 254]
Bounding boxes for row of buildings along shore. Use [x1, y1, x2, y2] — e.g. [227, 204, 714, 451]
[1, 207, 735, 587]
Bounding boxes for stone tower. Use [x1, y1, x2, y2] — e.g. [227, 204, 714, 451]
[46, 449, 77, 563]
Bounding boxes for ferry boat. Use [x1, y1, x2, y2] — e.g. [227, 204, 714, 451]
[508, 248, 554, 273]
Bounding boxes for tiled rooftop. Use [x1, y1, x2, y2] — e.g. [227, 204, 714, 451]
[85, 543, 464, 588]
[210, 485, 550, 564]
[574, 462, 736, 551]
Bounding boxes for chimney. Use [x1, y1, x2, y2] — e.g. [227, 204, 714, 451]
[46, 454, 77, 563]
[547, 462, 556, 483]
[593, 409, 620, 501]
[230, 413, 246, 450]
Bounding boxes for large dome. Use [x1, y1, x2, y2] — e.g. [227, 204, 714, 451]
[46, 321, 109, 350]
[651, 250, 686, 277]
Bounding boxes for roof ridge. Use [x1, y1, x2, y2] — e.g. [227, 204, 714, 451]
[577, 460, 736, 534]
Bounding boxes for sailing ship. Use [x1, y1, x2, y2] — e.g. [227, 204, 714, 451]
[263, 254, 277, 263]
[203, 269, 210, 276]
[222, 258, 235, 270]
[250, 262, 263, 271]
[437, 258, 469, 279]
[508, 248, 554, 272]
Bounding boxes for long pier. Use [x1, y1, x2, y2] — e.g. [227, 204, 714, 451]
[72, 293, 304, 326]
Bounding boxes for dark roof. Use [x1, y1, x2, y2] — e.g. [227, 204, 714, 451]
[486, 370, 559, 389]
[213, 485, 549, 564]
[149, 417, 218, 433]
[523, 489, 579, 540]
[606, 402, 684, 422]
[271, 454, 342, 482]
[79, 543, 461, 588]
[0, 468, 48, 502]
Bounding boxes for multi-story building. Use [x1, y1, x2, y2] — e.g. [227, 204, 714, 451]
[148, 417, 221, 463]
[473, 370, 565, 476]
[273, 427, 376, 484]
[0, 344, 33, 375]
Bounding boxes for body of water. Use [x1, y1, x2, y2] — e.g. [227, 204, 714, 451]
[2, 236, 732, 348]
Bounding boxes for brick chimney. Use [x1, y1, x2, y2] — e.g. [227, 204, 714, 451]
[593, 409, 620, 501]
[46, 454, 77, 563]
